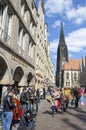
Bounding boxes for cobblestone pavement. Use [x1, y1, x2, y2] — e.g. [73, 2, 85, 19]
[36, 97, 86, 130]
[12, 97, 86, 130]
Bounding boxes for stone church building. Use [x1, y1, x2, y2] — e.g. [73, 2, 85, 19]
[56, 23, 80, 88]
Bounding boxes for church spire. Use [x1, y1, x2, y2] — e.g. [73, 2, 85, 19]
[56, 22, 68, 87]
[59, 22, 65, 45]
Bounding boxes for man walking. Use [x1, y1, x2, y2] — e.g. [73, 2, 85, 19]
[20, 88, 29, 114]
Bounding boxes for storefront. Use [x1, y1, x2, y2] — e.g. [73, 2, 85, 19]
[0, 51, 35, 103]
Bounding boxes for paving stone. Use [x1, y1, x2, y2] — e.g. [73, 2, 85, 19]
[12, 96, 86, 130]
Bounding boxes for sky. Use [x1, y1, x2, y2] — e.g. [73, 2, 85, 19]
[36, 0, 86, 74]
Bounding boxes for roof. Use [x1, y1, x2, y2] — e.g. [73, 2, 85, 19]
[63, 59, 80, 70]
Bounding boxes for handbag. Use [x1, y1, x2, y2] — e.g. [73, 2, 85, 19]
[71, 99, 75, 105]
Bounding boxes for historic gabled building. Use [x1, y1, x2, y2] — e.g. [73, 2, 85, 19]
[56, 23, 68, 87]
[63, 59, 80, 88]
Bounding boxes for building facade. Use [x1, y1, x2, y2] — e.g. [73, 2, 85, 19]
[0, 0, 37, 101]
[35, 0, 55, 90]
[63, 59, 80, 88]
[0, 0, 55, 102]
[80, 56, 86, 87]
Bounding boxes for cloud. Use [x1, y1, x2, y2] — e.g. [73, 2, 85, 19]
[49, 39, 59, 52]
[45, 0, 86, 25]
[45, 0, 72, 17]
[66, 6, 86, 25]
[50, 28, 86, 54]
[52, 20, 61, 28]
[83, 50, 86, 53]
[52, 20, 65, 28]
[66, 28, 86, 51]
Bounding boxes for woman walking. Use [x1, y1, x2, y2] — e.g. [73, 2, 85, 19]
[79, 87, 84, 109]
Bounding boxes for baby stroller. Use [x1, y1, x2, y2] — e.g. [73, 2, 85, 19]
[18, 103, 36, 130]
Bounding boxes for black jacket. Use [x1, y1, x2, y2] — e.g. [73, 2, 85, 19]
[20, 92, 28, 105]
[3, 95, 15, 112]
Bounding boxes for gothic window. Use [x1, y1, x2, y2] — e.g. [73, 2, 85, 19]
[5, 12, 10, 34]
[74, 73, 77, 80]
[5, 10, 11, 42]
[66, 72, 69, 79]
[21, 1, 25, 17]
[18, 27, 24, 55]
[32, 2, 34, 10]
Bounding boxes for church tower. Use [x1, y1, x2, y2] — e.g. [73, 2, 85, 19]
[56, 23, 68, 88]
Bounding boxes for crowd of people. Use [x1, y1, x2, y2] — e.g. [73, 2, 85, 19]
[0, 86, 46, 130]
[0, 85, 85, 129]
[46, 86, 85, 116]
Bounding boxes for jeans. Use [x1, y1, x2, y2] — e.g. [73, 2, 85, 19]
[37, 96, 40, 103]
[2, 111, 13, 130]
[75, 97, 79, 108]
[51, 106, 57, 114]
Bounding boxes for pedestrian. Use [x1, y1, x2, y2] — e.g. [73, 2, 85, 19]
[73, 87, 81, 109]
[36, 89, 40, 103]
[50, 97, 57, 116]
[79, 87, 84, 108]
[2, 87, 16, 130]
[20, 88, 29, 114]
[43, 87, 46, 99]
[34, 94, 38, 112]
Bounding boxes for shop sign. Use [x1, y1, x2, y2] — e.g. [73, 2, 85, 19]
[11, 55, 28, 67]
